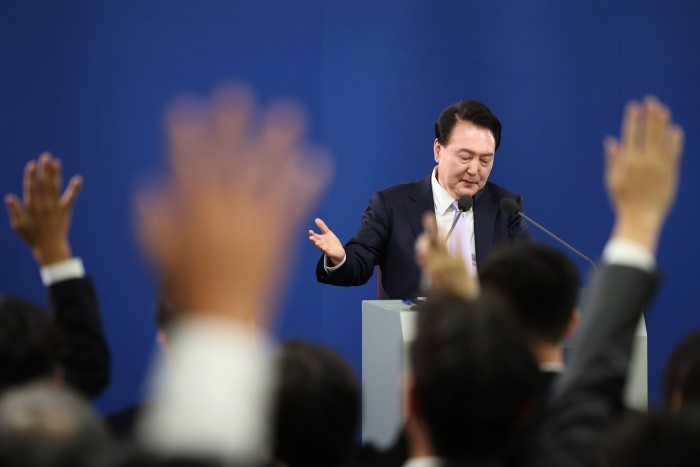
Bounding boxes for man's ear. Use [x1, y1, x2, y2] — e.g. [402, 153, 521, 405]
[433, 139, 441, 163]
[564, 308, 580, 339]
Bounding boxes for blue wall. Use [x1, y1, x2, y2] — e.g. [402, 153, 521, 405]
[1, 0, 699, 413]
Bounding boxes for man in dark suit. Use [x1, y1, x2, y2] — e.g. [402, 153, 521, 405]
[309, 100, 530, 299]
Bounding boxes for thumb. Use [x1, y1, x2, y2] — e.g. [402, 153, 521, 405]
[62, 175, 83, 209]
[315, 217, 332, 234]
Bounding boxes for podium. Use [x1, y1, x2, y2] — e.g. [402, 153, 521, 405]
[361, 299, 648, 448]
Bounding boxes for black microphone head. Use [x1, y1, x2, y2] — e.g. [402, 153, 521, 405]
[457, 195, 473, 212]
[499, 198, 520, 215]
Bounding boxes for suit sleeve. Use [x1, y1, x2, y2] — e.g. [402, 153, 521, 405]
[529, 265, 660, 467]
[316, 191, 391, 287]
[47, 277, 111, 399]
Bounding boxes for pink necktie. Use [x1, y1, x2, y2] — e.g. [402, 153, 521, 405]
[449, 201, 474, 275]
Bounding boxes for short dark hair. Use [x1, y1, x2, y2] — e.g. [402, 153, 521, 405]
[479, 241, 580, 344]
[273, 340, 359, 467]
[604, 409, 700, 467]
[434, 100, 502, 150]
[410, 293, 538, 462]
[663, 329, 700, 408]
[0, 298, 60, 394]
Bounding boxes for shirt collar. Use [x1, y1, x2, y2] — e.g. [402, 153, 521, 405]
[430, 167, 456, 215]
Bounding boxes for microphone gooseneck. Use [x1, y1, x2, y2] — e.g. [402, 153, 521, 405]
[445, 195, 473, 243]
[499, 198, 597, 271]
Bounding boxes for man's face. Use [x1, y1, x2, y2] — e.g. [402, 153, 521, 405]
[434, 119, 496, 198]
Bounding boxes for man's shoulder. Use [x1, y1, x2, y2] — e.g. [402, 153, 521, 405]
[375, 175, 431, 199]
[482, 181, 522, 200]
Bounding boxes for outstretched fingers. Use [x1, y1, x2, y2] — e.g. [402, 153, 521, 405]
[61, 175, 83, 209]
[4, 194, 24, 230]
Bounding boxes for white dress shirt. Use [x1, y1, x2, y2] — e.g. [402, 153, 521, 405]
[430, 167, 476, 271]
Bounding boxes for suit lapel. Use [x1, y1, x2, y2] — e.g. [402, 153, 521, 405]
[474, 184, 497, 265]
[405, 175, 434, 238]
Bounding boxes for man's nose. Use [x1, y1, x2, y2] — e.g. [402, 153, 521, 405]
[466, 159, 478, 175]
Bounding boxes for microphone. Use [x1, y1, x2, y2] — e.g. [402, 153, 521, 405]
[444, 195, 473, 243]
[499, 198, 597, 270]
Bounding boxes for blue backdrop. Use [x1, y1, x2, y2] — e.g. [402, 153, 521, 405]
[1, 0, 699, 414]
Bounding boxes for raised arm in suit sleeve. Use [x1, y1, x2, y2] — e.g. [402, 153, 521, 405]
[529, 95, 683, 467]
[5, 154, 111, 399]
[47, 276, 111, 400]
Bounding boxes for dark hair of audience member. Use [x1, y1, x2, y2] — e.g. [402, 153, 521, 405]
[663, 329, 700, 411]
[0, 297, 60, 394]
[604, 409, 700, 467]
[273, 340, 359, 467]
[410, 292, 539, 462]
[479, 241, 580, 344]
[434, 100, 502, 149]
[0, 382, 110, 467]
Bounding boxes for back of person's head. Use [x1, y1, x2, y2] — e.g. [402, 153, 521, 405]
[0, 297, 60, 394]
[604, 409, 700, 467]
[410, 293, 539, 462]
[434, 100, 502, 150]
[0, 382, 110, 467]
[479, 241, 580, 345]
[273, 340, 359, 467]
[663, 329, 700, 411]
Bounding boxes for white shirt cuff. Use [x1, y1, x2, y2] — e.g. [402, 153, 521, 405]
[139, 317, 274, 463]
[602, 238, 655, 272]
[40, 258, 85, 286]
[323, 254, 346, 272]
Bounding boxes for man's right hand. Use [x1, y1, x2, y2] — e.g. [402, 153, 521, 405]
[4, 152, 82, 266]
[604, 96, 684, 254]
[308, 218, 346, 266]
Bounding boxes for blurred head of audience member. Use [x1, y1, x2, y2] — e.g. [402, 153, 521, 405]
[0, 298, 61, 394]
[664, 329, 700, 412]
[408, 292, 538, 463]
[479, 241, 580, 363]
[0, 382, 110, 467]
[604, 409, 700, 467]
[272, 340, 359, 467]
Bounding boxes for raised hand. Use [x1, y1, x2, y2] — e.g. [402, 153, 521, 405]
[4, 152, 83, 266]
[604, 96, 684, 253]
[136, 84, 331, 328]
[415, 212, 478, 300]
[308, 218, 346, 266]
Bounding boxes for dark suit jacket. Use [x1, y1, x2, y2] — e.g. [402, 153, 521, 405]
[529, 264, 660, 467]
[48, 277, 111, 400]
[316, 175, 530, 299]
